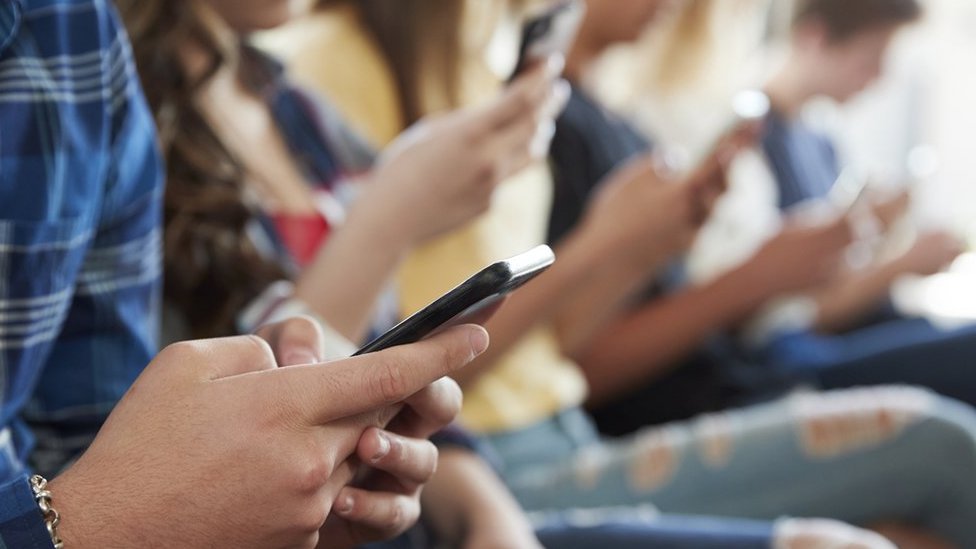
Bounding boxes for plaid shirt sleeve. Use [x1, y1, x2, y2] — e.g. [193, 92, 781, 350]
[0, 0, 163, 543]
[0, 474, 52, 547]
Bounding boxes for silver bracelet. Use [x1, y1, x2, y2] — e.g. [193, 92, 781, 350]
[29, 475, 64, 549]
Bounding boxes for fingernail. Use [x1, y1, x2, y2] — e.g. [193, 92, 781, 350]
[282, 350, 318, 366]
[546, 54, 565, 78]
[469, 327, 490, 356]
[370, 432, 391, 463]
[336, 494, 354, 515]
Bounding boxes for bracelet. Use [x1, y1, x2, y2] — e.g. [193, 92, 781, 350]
[29, 475, 64, 549]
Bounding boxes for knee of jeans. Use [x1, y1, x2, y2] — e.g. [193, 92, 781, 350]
[789, 386, 953, 459]
[773, 518, 896, 549]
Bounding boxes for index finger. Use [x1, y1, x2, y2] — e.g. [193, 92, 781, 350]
[248, 325, 488, 425]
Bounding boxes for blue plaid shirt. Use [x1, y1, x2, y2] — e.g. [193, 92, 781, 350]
[0, 0, 162, 545]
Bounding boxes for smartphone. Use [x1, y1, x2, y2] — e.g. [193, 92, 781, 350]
[354, 245, 556, 355]
[510, 0, 585, 81]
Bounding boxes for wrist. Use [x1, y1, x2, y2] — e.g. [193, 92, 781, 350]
[343, 185, 416, 254]
[29, 476, 63, 548]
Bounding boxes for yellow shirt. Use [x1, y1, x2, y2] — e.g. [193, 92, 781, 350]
[265, 6, 588, 433]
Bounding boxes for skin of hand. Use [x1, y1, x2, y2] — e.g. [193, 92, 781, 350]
[293, 57, 569, 342]
[47, 318, 488, 549]
[254, 318, 458, 548]
[361, 56, 570, 250]
[738, 214, 856, 296]
[579, 121, 755, 275]
[870, 188, 911, 231]
[893, 230, 963, 277]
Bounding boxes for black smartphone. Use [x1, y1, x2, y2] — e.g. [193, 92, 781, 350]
[354, 245, 556, 355]
[510, 0, 585, 81]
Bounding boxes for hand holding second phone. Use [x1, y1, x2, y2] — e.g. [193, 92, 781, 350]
[739, 214, 855, 296]
[361, 56, 570, 248]
[48, 317, 487, 549]
[581, 126, 753, 273]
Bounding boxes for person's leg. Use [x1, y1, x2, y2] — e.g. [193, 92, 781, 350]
[481, 387, 976, 547]
[534, 512, 773, 549]
[766, 320, 976, 406]
[536, 514, 896, 549]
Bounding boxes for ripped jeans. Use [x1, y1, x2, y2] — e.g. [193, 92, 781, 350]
[479, 386, 976, 547]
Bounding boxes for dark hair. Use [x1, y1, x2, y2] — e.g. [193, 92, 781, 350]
[117, 0, 289, 338]
[318, 0, 465, 126]
[794, 0, 922, 42]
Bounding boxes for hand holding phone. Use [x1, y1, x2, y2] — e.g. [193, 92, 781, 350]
[510, 0, 585, 81]
[355, 246, 556, 355]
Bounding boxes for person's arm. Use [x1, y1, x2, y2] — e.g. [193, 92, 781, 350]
[293, 63, 567, 343]
[811, 230, 963, 333]
[574, 217, 853, 405]
[23, 1, 165, 477]
[450, 156, 693, 387]
[48, 320, 485, 548]
[422, 448, 541, 549]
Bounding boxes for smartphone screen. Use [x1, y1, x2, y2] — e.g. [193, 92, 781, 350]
[354, 246, 555, 355]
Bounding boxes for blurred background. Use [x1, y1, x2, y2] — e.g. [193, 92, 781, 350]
[579, 0, 976, 326]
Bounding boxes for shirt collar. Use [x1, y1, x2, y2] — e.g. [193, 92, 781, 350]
[0, 0, 23, 55]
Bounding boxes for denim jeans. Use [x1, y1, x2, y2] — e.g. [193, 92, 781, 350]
[534, 513, 771, 548]
[366, 516, 772, 549]
[765, 318, 976, 406]
[479, 386, 976, 547]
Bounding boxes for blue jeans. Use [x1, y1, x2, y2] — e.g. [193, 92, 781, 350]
[534, 514, 771, 548]
[366, 515, 772, 549]
[765, 318, 976, 406]
[479, 387, 976, 547]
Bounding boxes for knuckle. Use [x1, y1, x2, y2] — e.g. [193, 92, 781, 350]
[417, 441, 439, 480]
[424, 379, 464, 425]
[476, 158, 503, 185]
[241, 334, 277, 361]
[388, 497, 418, 532]
[291, 455, 334, 495]
[376, 360, 411, 404]
[157, 340, 203, 364]
[293, 500, 329, 535]
[278, 315, 324, 354]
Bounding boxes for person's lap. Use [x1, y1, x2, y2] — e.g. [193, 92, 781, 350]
[480, 388, 976, 547]
[765, 318, 976, 406]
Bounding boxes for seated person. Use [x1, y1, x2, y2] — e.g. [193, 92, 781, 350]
[269, 0, 976, 546]
[545, 0, 976, 439]
[0, 0, 473, 545]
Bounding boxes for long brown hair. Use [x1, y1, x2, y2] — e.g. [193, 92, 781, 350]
[318, 0, 465, 125]
[117, 0, 288, 338]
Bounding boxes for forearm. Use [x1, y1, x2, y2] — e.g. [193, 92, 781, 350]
[422, 449, 535, 546]
[578, 265, 769, 406]
[552, 241, 669, 359]
[812, 259, 906, 333]
[294, 195, 409, 343]
[451, 228, 619, 386]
